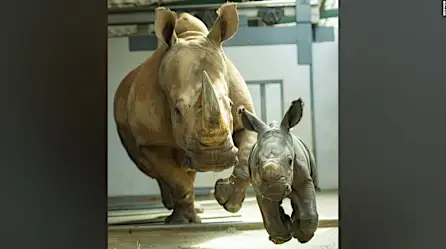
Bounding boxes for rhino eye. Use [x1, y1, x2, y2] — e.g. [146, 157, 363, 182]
[288, 157, 293, 165]
[174, 106, 181, 116]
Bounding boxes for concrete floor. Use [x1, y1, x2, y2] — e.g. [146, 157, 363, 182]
[108, 191, 338, 249]
[109, 228, 338, 249]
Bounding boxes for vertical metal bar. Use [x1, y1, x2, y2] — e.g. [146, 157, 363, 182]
[280, 81, 284, 117]
[296, 0, 313, 65]
[309, 64, 319, 188]
[239, 15, 248, 27]
[296, 0, 318, 185]
[296, 24, 313, 64]
[260, 83, 267, 123]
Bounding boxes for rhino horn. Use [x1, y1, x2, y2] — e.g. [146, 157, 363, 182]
[198, 71, 229, 144]
[201, 71, 222, 127]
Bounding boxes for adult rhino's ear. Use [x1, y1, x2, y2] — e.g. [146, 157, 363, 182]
[280, 98, 304, 131]
[207, 2, 239, 45]
[155, 7, 178, 48]
[238, 106, 267, 133]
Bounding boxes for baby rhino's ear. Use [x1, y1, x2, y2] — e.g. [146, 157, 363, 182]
[280, 98, 304, 131]
[238, 106, 267, 133]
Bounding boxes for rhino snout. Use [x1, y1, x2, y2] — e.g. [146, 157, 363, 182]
[256, 175, 292, 201]
[183, 143, 239, 172]
[262, 163, 282, 182]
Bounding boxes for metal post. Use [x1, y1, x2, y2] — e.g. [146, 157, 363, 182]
[295, 0, 312, 65]
[296, 0, 318, 187]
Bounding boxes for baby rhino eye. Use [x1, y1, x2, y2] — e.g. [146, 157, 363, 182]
[288, 157, 293, 165]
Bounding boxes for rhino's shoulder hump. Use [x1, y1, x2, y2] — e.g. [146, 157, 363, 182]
[126, 52, 175, 146]
[226, 58, 255, 131]
[175, 13, 209, 37]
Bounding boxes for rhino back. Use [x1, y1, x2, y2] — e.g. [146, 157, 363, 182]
[117, 47, 177, 148]
[292, 135, 317, 183]
[114, 65, 141, 128]
[225, 59, 255, 132]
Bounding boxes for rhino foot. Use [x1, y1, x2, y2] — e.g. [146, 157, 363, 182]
[268, 208, 293, 244]
[160, 188, 203, 213]
[165, 209, 201, 224]
[291, 218, 317, 243]
[164, 201, 203, 213]
[269, 234, 293, 245]
[162, 199, 174, 210]
[214, 178, 247, 213]
[194, 202, 204, 213]
[268, 217, 293, 245]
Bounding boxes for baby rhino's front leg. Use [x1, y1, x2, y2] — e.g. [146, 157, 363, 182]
[255, 195, 292, 244]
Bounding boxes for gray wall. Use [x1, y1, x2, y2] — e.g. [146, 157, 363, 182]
[313, 29, 338, 190]
[107, 32, 338, 197]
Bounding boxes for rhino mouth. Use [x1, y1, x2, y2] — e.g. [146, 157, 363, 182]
[257, 179, 292, 201]
[183, 146, 239, 172]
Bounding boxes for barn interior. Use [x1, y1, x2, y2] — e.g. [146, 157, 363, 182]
[107, 0, 338, 248]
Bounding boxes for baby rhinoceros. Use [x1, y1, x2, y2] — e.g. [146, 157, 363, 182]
[238, 98, 319, 245]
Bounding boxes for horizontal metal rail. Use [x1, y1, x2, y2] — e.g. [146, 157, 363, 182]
[108, 0, 318, 13]
[107, 0, 322, 25]
[108, 217, 338, 233]
[108, 6, 323, 25]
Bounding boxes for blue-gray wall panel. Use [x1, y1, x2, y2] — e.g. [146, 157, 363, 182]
[128, 26, 335, 51]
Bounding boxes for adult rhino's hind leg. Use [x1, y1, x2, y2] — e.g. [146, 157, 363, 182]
[140, 146, 201, 224]
[214, 129, 256, 213]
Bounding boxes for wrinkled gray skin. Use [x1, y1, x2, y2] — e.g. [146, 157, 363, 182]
[238, 98, 319, 245]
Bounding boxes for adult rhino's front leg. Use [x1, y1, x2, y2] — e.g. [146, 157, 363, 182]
[157, 175, 204, 214]
[289, 181, 319, 243]
[140, 146, 200, 224]
[256, 195, 293, 244]
[214, 129, 256, 213]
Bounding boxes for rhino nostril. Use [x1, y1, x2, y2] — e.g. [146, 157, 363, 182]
[285, 185, 292, 194]
[262, 163, 281, 182]
[182, 156, 193, 168]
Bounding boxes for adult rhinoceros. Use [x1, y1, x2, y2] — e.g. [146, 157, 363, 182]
[113, 3, 257, 224]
